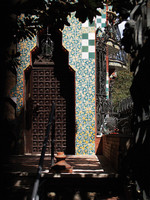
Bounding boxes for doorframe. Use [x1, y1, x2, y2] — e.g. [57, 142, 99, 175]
[23, 65, 33, 154]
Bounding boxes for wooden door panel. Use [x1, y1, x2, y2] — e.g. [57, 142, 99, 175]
[25, 65, 75, 154]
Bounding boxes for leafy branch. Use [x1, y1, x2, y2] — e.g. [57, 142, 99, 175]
[1, 0, 106, 72]
[2, 0, 136, 72]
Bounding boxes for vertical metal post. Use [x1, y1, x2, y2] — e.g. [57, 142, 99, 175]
[31, 103, 55, 200]
[51, 105, 55, 166]
[106, 1, 109, 100]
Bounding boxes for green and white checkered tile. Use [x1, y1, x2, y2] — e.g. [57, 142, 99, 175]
[106, 72, 109, 99]
[81, 18, 95, 59]
[96, 8, 106, 30]
[82, 20, 95, 28]
[82, 32, 95, 59]
[96, 6, 112, 32]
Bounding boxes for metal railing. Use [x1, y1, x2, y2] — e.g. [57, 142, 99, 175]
[118, 97, 133, 113]
[31, 103, 55, 200]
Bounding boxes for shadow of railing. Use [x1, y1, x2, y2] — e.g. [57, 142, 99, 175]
[31, 103, 55, 200]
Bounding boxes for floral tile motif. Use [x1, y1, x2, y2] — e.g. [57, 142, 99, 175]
[63, 13, 96, 155]
[14, 7, 109, 155]
[16, 36, 37, 112]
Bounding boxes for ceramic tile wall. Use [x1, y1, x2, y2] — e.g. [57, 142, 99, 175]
[15, 19, 35, 112]
[14, 7, 109, 154]
[16, 36, 37, 112]
[81, 21, 95, 59]
[96, 6, 112, 99]
[96, 8, 107, 30]
[63, 13, 96, 155]
[63, 7, 110, 154]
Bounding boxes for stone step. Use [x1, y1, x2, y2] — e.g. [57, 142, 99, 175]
[2, 155, 123, 199]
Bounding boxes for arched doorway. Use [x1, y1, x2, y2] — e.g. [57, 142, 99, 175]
[24, 31, 75, 155]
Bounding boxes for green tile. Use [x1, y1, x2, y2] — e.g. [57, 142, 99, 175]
[82, 33, 88, 39]
[102, 13, 106, 18]
[102, 23, 106, 28]
[89, 40, 94, 46]
[97, 18, 101, 23]
[89, 52, 95, 59]
[82, 46, 88, 52]
[89, 21, 95, 27]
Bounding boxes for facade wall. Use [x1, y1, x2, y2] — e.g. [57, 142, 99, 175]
[63, 13, 96, 155]
[9, 7, 110, 155]
[102, 135, 133, 170]
[16, 37, 37, 111]
[10, 14, 37, 112]
[63, 7, 110, 154]
[102, 135, 120, 170]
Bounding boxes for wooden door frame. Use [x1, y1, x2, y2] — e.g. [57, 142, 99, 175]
[23, 64, 76, 155]
[24, 66, 33, 154]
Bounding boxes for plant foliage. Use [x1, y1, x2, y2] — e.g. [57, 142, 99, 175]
[1, 0, 107, 72]
[112, 69, 133, 110]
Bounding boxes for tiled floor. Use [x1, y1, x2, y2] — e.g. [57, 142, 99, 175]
[3, 155, 116, 176]
[66, 155, 117, 175]
[2, 155, 123, 200]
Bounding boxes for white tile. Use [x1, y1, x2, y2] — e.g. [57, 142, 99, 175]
[82, 52, 88, 59]
[89, 33, 95, 40]
[82, 39, 88, 46]
[89, 46, 95, 53]
[96, 23, 102, 29]
[101, 18, 106, 23]
[96, 15, 101, 20]
[82, 20, 88, 27]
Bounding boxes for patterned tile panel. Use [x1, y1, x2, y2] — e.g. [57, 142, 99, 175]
[82, 32, 95, 59]
[16, 36, 37, 112]
[14, 7, 110, 155]
[63, 13, 96, 155]
[96, 8, 107, 30]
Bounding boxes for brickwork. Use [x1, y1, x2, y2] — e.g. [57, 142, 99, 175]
[101, 135, 133, 171]
[102, 135, 120, 170]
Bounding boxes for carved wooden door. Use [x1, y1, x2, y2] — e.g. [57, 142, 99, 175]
[25, 64, 75, 154]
